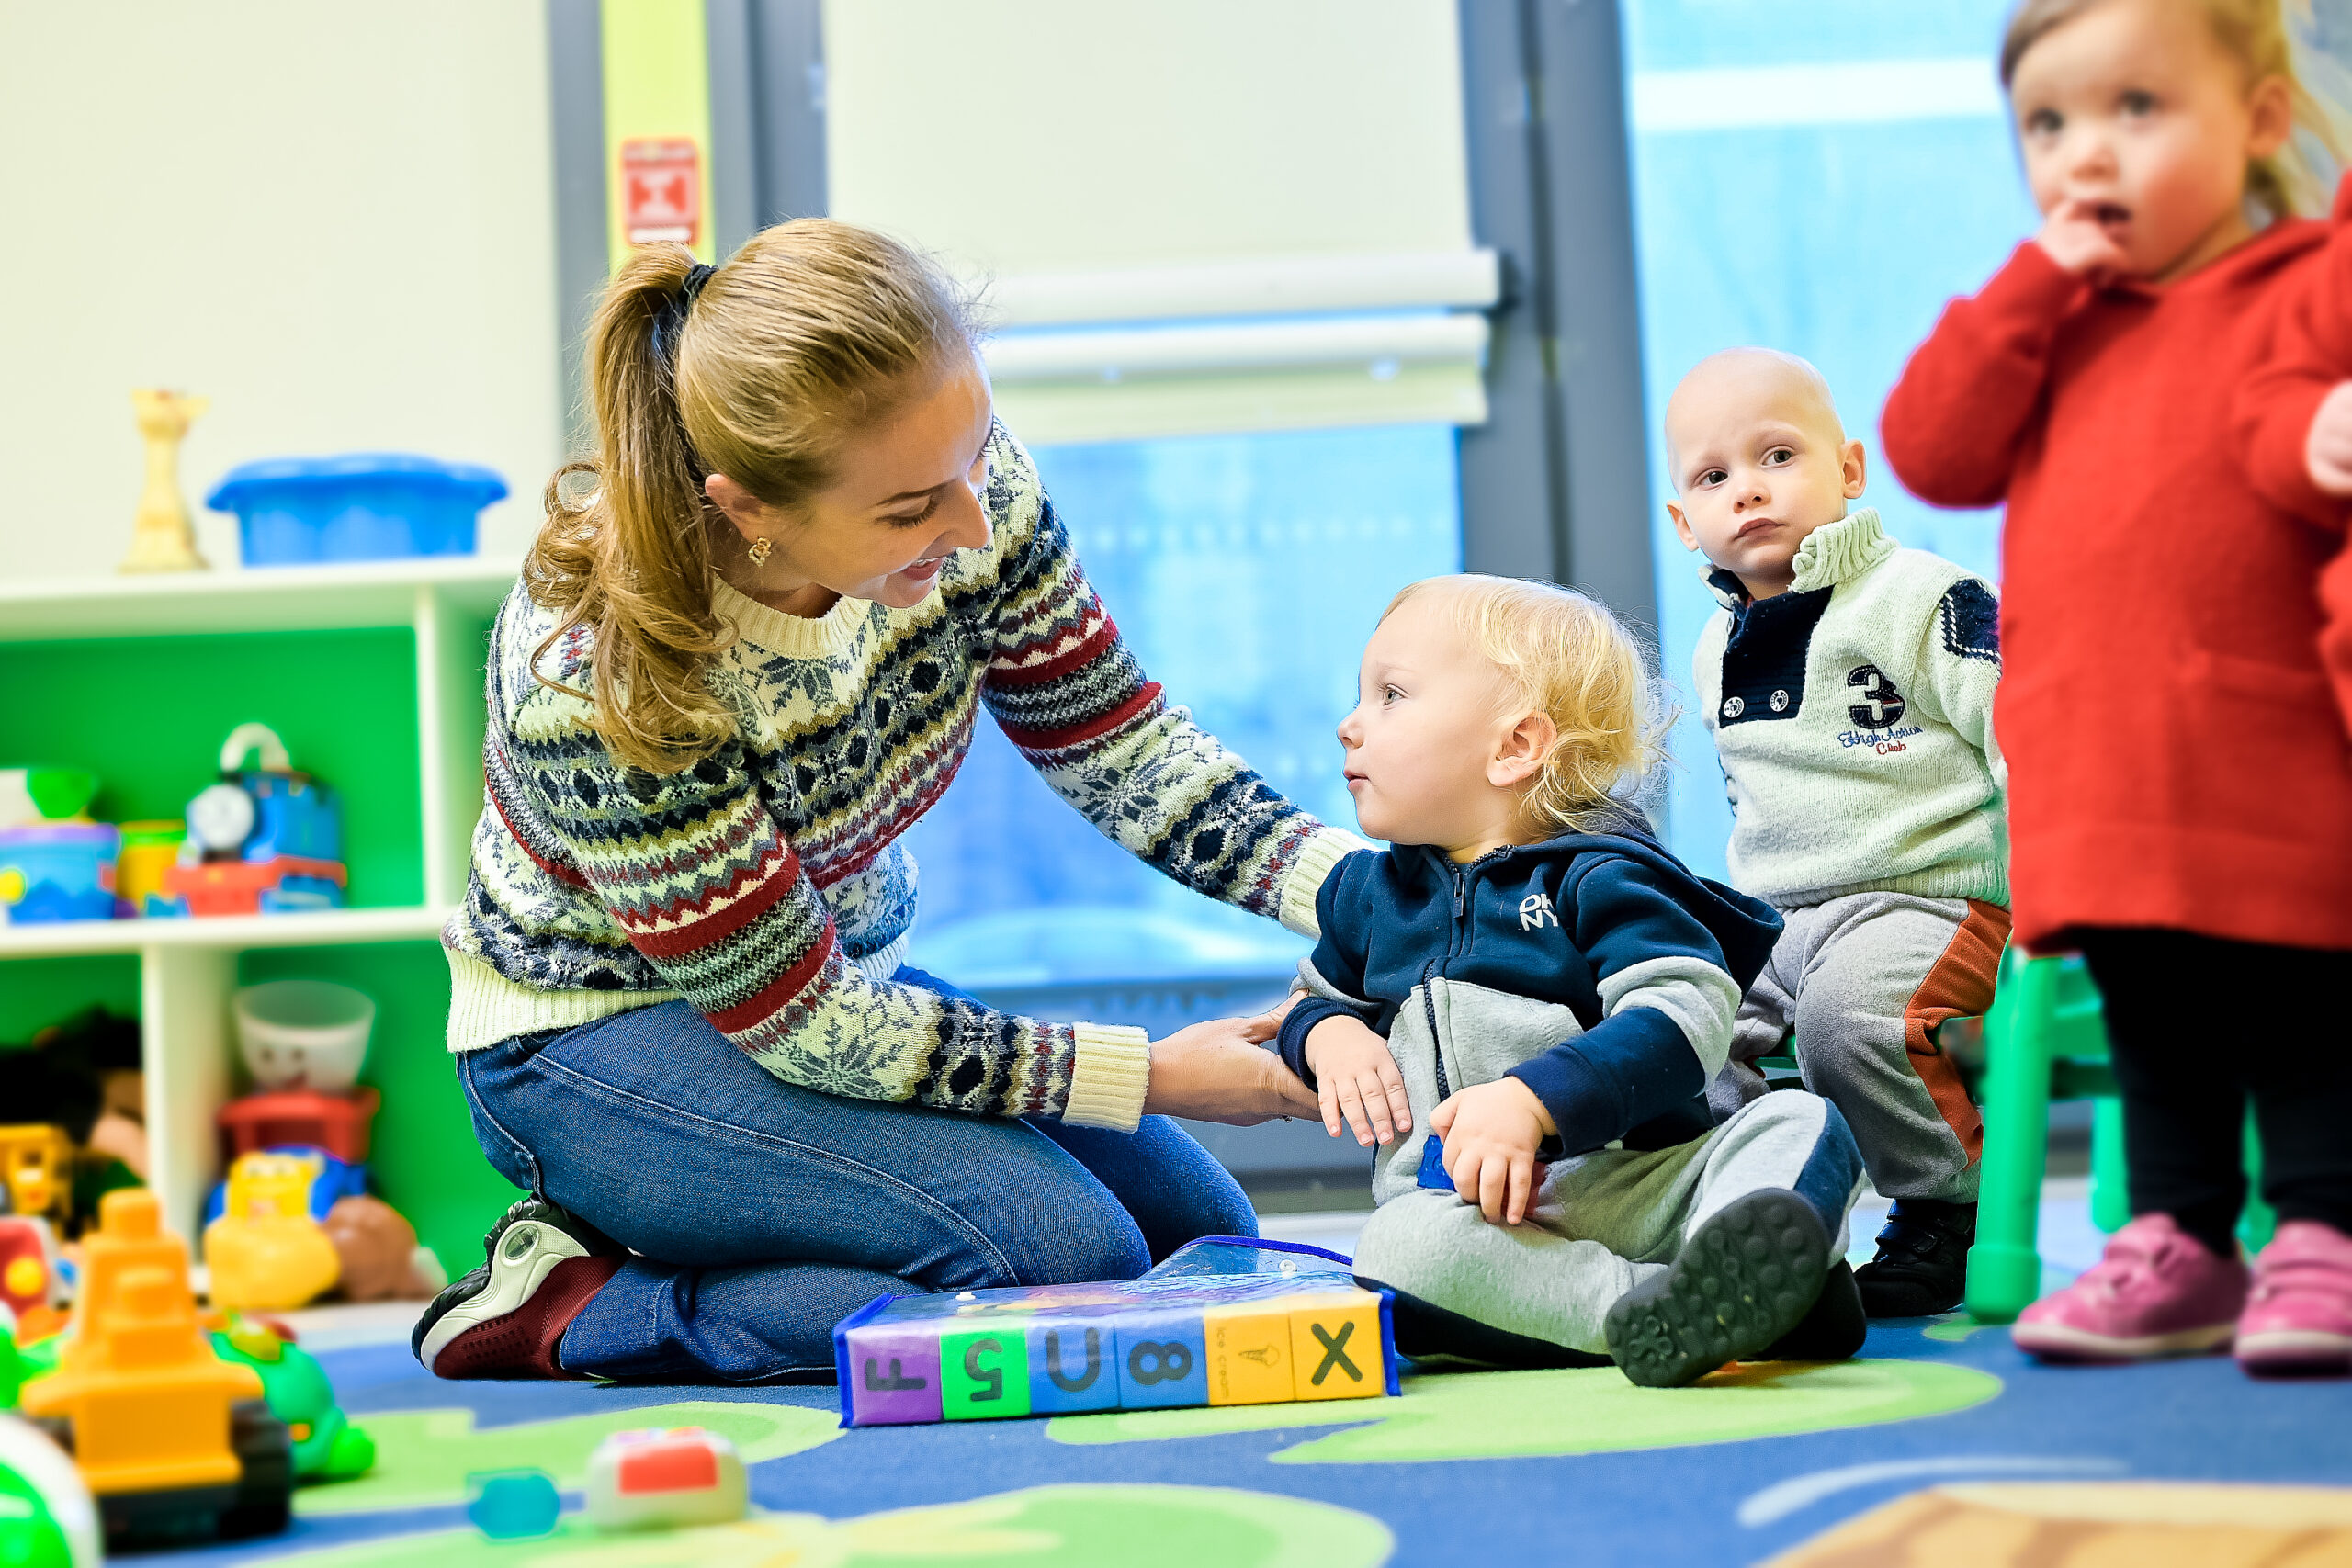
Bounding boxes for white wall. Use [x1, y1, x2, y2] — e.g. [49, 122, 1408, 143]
[0, 2, 562, 581]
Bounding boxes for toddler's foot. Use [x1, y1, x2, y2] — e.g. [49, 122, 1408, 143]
[2011, 1213, 2245, 1362]
[1604, 1190, 1834, 1388]
[1855, 1198, 1974, 1317]
[2235, 1220, 2352, 1377]
[413, 1198, 625, 1380]
[1763, 1260, 1867, 1362]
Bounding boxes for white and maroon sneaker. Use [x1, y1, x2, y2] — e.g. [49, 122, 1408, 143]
[412, 1198, 625, 1380]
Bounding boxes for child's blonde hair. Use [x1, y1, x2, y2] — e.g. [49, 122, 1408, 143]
[527, 221, 975, 772]
[2000, 0, 2346, 219]
[1384, 575, 1675, 833]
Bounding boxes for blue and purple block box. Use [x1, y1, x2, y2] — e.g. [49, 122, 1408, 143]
[833, 1237, 1398, 1427]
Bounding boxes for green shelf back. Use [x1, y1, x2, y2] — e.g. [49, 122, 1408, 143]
[240, 942, 514, 1278]
[0, 954, 140, 1041]
[0, 627, 425, 908]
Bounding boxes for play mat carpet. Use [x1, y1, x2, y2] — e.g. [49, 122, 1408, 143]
[131, 1196, 2351, 1568]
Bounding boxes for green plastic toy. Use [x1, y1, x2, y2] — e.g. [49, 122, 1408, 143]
[0, 1414, 99, 1568]
[208, 1318, 374, 1483]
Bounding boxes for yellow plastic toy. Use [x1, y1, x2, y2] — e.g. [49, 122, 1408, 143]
[121, 390, 210, 575]
[18, 1190, 290, 1544]
[0, 1126, 74, 1227]
[201, 1154, 340, 1313]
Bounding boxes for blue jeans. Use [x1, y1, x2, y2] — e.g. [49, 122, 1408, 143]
[456, 968, 1256, 1382]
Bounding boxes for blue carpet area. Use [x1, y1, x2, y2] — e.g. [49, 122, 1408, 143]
[126, 1310, 2352, 1566]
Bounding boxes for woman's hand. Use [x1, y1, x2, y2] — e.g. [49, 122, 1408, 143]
[1142, 1013, 1319, 1125]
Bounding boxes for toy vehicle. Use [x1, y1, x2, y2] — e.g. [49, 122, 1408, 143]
[17, 1190, 291, 1547]
[149, 725, 345, 917]
[207, 1316, 372, 1482]
[0, 1414, 101, 1568]
[202, 1154, 344, 1313]
[0, 1127, 73, 1227]
[585, 1427, 747, 1530]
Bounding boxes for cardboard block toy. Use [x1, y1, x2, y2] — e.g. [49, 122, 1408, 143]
[833, 1237, 1396, 1427]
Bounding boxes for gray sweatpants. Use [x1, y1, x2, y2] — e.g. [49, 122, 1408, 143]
[1349, 1091, 1863, 1356]
[1710, 891, 2007, 1204]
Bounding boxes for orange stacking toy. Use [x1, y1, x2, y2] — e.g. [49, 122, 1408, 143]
[19, 1190, 263, 1495]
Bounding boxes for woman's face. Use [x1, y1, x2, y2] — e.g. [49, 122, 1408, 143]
[710, 352, 996, 614]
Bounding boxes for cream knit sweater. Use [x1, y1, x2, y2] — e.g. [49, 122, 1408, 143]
[1692, 508, 2007, 909]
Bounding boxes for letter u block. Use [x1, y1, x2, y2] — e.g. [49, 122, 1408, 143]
[1026, 1317, 1119, 1414]
[1112, 1306, 1208, 1409]
[940, 1327, 1031, 1420]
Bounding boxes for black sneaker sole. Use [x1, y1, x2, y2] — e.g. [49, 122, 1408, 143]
[1605, 1190, 1834, 1388]
[411, 1198, 620, 1366]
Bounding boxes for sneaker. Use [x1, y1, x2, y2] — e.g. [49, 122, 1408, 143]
[2011, 1213, 2246, 1362]
[2235, 1220, 2352, 1377]
[1604, 1190, 1836, 1388]
[412, 1198, 626, 1380]
[1855, 1199, 1975, 1317]
[1762, 1260, 1868, 1362]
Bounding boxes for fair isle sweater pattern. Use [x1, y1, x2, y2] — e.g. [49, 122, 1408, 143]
[445, 424, 1354, 1130]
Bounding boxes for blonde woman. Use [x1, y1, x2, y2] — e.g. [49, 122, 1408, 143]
[413, 222, 1346, 1382]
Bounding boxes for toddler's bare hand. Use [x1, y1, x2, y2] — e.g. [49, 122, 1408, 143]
[2033, 198, 2130, 280]
[1303, 1014, 1412, 1147]
[2307, 381, 2352, 496]
[1429, 1078, 1555, 1226]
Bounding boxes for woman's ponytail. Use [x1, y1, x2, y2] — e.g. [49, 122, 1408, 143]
[524, 223, 974, 772]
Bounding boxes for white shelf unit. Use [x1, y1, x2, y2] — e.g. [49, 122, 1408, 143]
[0, 557, 516, 1243]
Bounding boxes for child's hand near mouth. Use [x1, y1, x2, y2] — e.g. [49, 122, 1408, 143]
[2036, 196, 2133, 278]
[1430, 1078, 1556, 1227]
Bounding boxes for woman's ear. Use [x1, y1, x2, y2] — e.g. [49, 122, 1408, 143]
[1487, 710, 1558, 790]
[704, 474, 770, 541]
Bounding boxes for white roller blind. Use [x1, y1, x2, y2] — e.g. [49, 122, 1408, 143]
[821, 0, 1493, 444]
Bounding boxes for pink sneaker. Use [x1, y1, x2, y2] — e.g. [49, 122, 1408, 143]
[2235, 1221, 2352, 1377]
[2012, 1213, 2247, 1362]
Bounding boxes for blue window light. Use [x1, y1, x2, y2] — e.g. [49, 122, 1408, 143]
[1623, 0, 2037, 879]
[903, 425, 1462, 995]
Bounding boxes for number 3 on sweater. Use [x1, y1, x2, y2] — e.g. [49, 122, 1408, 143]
[1846, 663, 1906, 729]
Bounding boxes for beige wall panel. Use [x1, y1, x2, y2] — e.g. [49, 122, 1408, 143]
[0, 2, 561, 580]
[822, 0, 1471, 278]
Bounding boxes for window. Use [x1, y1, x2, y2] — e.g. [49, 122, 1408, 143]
[902, 424, 1462, 988]
[1621, 0, 2034, 878]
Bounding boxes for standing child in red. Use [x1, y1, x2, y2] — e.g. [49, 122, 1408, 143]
[1883, 0, 2352, 1376]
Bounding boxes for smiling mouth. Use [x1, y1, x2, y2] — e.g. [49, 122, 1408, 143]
[2092, 201, 2131, 229]
[900, 553, 951, 578]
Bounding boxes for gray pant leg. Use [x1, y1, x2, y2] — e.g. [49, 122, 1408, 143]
[1350, 1092, 1864, 1353]
[1785, 893, 1990, 1204]
[1712, 931, 1798, 1122]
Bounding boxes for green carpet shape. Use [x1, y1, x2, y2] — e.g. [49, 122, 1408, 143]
[265, 1483, 1392, 1567]
[1048, 1359, 2000, 1463]
[292, 1400, 841, 1516]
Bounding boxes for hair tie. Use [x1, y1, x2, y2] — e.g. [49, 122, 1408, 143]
[653, 263, 719, 369]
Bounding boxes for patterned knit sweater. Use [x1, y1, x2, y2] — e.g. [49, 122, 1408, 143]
[444, 425, 1362, 1131]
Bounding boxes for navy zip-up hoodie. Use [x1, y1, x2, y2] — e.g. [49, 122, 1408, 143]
[1275, 817, 1781, 1166]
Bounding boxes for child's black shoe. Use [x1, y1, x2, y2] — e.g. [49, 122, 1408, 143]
[1855, 1198, 1975, 1317]
[1604, 1190, 1835, 1387]
[1762, 1260, 1867, 1361]
[412, 1197, 626, 1380]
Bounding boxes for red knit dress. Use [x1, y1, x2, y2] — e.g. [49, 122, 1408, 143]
[1881, 224, 2352, 953]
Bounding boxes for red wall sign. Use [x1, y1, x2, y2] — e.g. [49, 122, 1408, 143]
[621, 138, 701, 247]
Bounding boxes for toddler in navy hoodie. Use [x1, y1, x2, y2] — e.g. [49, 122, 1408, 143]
[1272, 574, 1866, 1385]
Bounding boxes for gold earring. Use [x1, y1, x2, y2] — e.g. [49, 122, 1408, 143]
[747, 536, 772, 567]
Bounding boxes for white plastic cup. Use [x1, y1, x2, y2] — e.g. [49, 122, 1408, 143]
[234, 979, 375, 1093]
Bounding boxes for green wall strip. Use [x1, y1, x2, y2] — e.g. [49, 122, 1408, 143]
[600, 0, 717, 268]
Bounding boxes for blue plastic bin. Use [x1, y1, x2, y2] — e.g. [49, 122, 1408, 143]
[207, 454, 507, 566]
